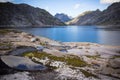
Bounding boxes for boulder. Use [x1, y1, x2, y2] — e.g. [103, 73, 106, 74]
[1, 56, 47, 71]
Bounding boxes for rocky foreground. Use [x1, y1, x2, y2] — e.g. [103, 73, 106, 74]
[0, 29, 120, 80]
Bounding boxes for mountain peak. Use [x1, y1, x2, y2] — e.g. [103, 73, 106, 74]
[0, 2, 65, 27]
[55, 13, 72, 22]
[67, 2, 120, 26]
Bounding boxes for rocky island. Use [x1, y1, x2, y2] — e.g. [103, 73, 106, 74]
[0, 29, 120, 80]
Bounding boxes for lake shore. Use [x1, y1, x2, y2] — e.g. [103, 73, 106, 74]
[0, 29, 120, 80]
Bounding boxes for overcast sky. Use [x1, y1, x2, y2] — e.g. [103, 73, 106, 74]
[0, 0, 120, 17]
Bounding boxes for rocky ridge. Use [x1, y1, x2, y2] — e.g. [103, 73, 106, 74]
[55, 13, 72, 22]
[67, 2, 120, 26]
[0, 2, 65, 27]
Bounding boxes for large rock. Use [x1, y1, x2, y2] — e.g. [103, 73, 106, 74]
[8, 46, 37, 55]
[1, 56, 47, 71]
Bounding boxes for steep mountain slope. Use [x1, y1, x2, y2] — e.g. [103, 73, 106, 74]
[67, 2, 120, 26]
[67, 10, 101, 25]
[55, 13, 72, 22]
[95, 2, 120, 25]
[0, 2, 65, 27]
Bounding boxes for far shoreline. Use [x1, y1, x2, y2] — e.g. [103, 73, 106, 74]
[0, 28, 120, 46]
[0, 24, 120, 28]
[0, 28, 120, 47]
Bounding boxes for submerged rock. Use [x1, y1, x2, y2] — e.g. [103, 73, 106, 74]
[1, 56, 47, 71]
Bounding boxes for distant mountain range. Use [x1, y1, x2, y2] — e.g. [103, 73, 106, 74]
[0, 2, 120, 27]
[67, 2, 120, 26]
[54, 13, 72, 22]
[0, 2, 65, 27]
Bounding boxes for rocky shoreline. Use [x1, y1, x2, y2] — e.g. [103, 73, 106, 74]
[0, 29, 120, 80]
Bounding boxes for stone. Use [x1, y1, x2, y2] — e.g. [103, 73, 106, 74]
[1, 56, 47, 71]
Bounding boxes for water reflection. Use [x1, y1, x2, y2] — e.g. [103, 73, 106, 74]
[17, 26, 120, 46]
[98, 29, 120, 45]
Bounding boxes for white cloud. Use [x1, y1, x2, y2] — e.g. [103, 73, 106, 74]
[45, 6, 49, 11]
[74, 4, 80, 9]
[0, 0, 13, 2]
[100, 0, 120, 4]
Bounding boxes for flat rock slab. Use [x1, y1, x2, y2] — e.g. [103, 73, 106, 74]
[9, 46, 37, 55]
[1, 56, 47, 71]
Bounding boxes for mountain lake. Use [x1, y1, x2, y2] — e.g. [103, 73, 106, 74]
[16, 26, 120, 46]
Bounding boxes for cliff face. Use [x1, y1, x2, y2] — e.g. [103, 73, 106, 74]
[95, 2, 120, 25]
[67, 2, 120, 26]
[67, 10, 101, 25]
[0, 2, 65, 27]
[55, 13, 72, 22]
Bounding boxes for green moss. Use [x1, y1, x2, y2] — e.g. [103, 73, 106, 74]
[22, 51, 50, 59]
[86, 55, 100, 59]
[0, 29, 20, 35]
[80, 69, 98, 78]
[40, 42, 46, 46]
[65, 55, 87, 67]
[22, 51, 87, 67]
[0, 29, 11, 34]
[112, 55, 120, 59]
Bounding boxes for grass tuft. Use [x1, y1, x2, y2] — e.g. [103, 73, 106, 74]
[79, 69, 98, 78]
[0, 29, 11, 34]
[22, 51, 87, 67]
[86, 55, 100, 59]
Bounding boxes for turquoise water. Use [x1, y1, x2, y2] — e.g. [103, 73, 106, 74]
[18, 26, 120, 46]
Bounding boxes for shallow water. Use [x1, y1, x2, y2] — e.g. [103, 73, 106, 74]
[17, 26, 120, 46]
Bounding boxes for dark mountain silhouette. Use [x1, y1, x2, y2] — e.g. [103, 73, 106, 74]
[0, 2, 65, 27]
[55, 13, 72, 22]
[67, 2, 120, 26]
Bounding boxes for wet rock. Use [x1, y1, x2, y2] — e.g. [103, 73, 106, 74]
[8, 46, 37, 55]
[34, 45, 44, 51]
[1, 56, 47, 71]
